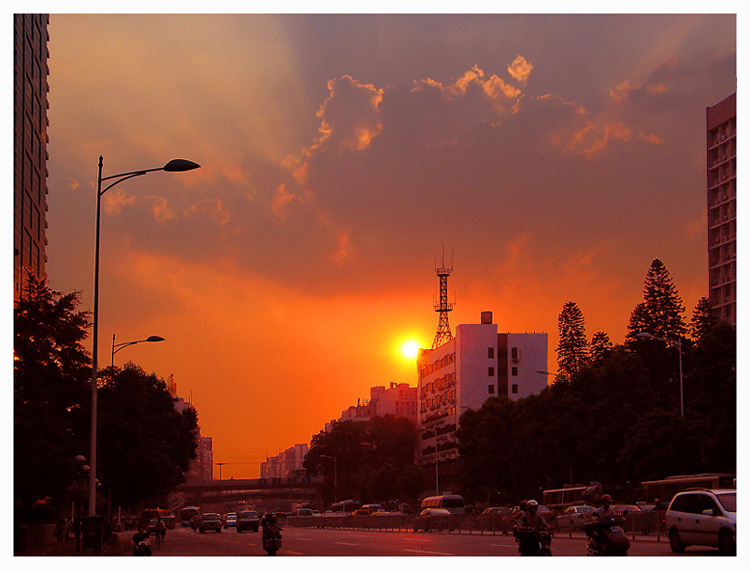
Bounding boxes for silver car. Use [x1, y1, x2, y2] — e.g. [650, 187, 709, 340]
[666, 489, 736, 554]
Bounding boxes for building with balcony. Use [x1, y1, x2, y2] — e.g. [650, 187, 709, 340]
[706, 93, 736, 325]
[417, 311, 547, 490]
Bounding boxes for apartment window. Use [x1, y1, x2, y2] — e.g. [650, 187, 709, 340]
[488, 347, 495, 358]
[511, 384, 519, 394]
[488, 367, 495, 377]
[488, 385, 495, 395]
[511, 347, 518, 359]
[511, 367, 518, 376]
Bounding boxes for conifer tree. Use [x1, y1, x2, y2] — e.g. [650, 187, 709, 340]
[590, 331, 613, 366]
[556, 301, 589, 378]
[627, 258, 686, 340]
[690, 297, 718, 345]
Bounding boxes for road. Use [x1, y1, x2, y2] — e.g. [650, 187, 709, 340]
[129, 525, 722, 556]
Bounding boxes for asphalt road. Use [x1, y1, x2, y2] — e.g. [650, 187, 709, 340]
[128, 525, 720, 556]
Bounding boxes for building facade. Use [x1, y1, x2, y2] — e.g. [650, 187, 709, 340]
[706, 93, 736, 325]
[14, 14, 50, 301]
[261, 444, 309, 479]
[417, 311, 547, 489]
[327, 382, 418, 430]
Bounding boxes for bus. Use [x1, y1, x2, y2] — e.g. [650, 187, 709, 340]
[638, 473, 736, 504]
[420, 494, 465, 514]
[180, 506, 201, 527]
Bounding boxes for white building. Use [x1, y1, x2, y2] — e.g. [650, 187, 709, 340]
[326, 382, 418, 431]
[261, 444, 309, 479]
[417, 311, 547, 469]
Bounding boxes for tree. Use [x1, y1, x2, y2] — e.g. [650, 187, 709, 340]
[690, 297, 718, 345]
[14, 278, 91, 523]
[628, 258, 687, 341]
[556, 301, 589, 378]
[97, 364, 199, 508]
[589, 332, 613, 366]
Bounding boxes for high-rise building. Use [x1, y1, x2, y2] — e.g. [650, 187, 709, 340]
[325, 382, 418, 430]
[261, 444, 309, 479]
[14, 14, 50, 301]
[416, 311, 547, 491]
[706, 93, 736, 325]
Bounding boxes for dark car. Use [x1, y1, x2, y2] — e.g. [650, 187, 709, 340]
[236, 510, 260, 532]
[479, 506, 514, 532]
[413, 507, 451, 532]
[199, 513, 222, 533]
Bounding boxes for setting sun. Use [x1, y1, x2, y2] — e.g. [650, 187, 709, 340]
[401, 341, 420, 359]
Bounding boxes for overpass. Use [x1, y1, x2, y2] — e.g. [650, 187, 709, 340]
[175, 476, 325, 512]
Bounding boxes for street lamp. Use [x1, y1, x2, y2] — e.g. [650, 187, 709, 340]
[636, 332, 684, 417]
[88, 156, 200, 517]
[319, 455, 338, 502]
[111, 334, 165, 366]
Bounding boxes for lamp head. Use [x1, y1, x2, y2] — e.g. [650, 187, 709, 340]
[163, 159, 201, 172]
[146, 336, 166, 343]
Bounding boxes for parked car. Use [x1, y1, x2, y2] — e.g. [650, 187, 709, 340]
[666, 488, 736, 554]
[236, 510, 260, 532]
[293, 508, 314, 518]
[224, 512, 238, 528]
[199, 513, 222, 533]
[413, 507, 451, 532]
[555, 505, 595, 531]
[349, 509, 371, 517]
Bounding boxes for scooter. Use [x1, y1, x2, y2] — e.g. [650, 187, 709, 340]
[262, 525, 282, 555]
[584, 513, 630, 555]
[513, 526, 553, 556]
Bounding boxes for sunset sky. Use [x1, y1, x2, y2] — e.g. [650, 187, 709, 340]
[42, 10, 736, 478]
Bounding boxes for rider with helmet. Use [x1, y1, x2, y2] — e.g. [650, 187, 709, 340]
[518, 500, 551, 532]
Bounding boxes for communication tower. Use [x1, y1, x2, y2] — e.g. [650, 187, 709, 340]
[432, 246, 454, 349]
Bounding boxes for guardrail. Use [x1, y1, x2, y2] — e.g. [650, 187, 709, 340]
[285, 510, 668, 539]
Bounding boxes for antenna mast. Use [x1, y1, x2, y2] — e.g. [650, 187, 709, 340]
[432, 245, 454, 349]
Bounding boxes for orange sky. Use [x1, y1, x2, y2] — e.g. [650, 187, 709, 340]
[43, 13, 736, 479]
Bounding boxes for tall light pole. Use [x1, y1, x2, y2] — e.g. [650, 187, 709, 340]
[89, 156, 200, 517]
[636, 332, 684, 417]
[111, 334, 165, 366]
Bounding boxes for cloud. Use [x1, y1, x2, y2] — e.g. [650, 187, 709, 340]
[507, 55, 533, 84]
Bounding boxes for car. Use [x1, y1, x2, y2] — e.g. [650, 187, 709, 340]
[199, 513, 222, 533]
[349, 509, 371, 517]
[224, 512, 238, 528]
[413, 507, 451, 532]
[236, 510, 260, 532]
[478, 506, 514, 531]
[666, 488, 736, 554]
[311, 510, 322, 517]
[611, 504, 643, 515]
[293, 508, 314, 518]
[162, 515, 176, 529]
[555, 505, 595, 531]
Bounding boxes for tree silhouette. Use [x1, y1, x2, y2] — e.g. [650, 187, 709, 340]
[690, 297, 718, 345]
[556, 301, 589, 378]
[628, 258, 687, 340]
[589, 331, 613, 366]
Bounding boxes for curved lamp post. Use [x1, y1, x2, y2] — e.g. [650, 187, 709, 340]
[636, 332, 684, 417]
[111, 334, 166, 366]
[89, 156, 200, 517]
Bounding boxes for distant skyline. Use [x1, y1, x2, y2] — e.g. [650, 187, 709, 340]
[40, 12, 736, 478]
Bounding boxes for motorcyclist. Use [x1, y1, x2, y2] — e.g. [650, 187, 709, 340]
[261, 512, 279, 535]
[517, 500, 550, 532]
[592, 494, 614, 521]
[132, 525, 151, 556]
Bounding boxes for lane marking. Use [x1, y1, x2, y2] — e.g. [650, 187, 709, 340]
[402, 549, 454, 556]
[334, 541, 359, 547]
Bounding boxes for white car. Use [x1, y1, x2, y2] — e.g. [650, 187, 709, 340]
[666, 488, 736, 554]
[555, 505, 595, 531]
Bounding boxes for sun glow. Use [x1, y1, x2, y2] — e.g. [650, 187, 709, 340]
[401, 341, 420, 359]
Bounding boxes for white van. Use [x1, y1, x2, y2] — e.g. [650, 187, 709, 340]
[420, 494, 466, 514]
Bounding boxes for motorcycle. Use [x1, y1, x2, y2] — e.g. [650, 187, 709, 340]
[262, 524, 282, 555]
[513, 526, 552, 556]
[584, 513, 630, 555]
